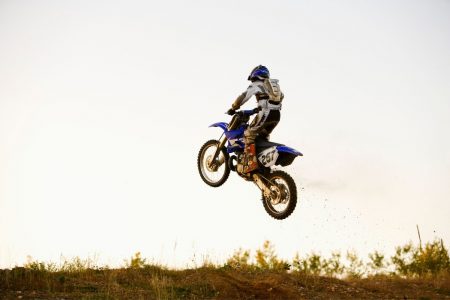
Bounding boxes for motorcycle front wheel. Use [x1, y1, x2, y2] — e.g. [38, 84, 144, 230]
[197, 139, 230, 187]
[262, 170, 297, 220]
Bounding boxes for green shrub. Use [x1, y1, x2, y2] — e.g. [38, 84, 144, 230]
[126, 252, 147, 269]
[391, 239, 450, 277]
[225, 248, 251, 269]
[367, 251, 387, 275]
[323, 252, 345, 277]
[345, 250, 365, 279]
[255, 241, 290, 271]
[23, 256, 57, 272]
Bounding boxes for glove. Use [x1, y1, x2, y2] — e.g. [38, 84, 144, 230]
[227, 108, 236, 116]
[252, 107, 261, 114]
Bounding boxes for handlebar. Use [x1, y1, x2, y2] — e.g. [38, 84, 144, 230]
[225, 108, 260, 117]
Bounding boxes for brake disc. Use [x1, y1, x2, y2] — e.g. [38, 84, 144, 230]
[206, 155, 217, 172]
[280, 186, 289, 204]
[269, 185, 282, 205]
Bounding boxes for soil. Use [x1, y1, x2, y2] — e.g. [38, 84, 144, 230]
[1, 267, 449, 299]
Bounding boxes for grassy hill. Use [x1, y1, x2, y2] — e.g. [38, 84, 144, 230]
[1, 266, 449, 299]
[1, 240, 449, 299]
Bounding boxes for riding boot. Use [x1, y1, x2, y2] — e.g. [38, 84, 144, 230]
[243, 143, 258, 173]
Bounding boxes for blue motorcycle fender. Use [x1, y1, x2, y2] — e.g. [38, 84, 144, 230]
[276, 145, 303, 156]
[275, 145, 303, 167]
[209, 122, 228, 132]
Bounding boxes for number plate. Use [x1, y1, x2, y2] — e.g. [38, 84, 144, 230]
[258, 146, 279, 167]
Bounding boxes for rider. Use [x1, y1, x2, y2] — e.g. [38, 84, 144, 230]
[227, 65, 284, 173]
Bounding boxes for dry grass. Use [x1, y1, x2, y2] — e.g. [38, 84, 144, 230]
[1, 266, 449, 299]
[1, 240, 449, 299]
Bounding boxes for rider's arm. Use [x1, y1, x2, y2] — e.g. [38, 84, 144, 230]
[231, 83, 260, 110]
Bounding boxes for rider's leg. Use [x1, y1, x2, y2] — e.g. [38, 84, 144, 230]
[242, 110, 280, 173]
[242, 110, 267, 173]
[259, 110, 281, 141]
[242, 133, 258, 173]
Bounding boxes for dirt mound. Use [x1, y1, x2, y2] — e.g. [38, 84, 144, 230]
[1, 267, 449, 299]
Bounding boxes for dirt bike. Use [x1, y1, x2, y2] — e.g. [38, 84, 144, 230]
[197, 109, 303, 220]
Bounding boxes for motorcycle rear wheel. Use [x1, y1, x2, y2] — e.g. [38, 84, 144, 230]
[197, 139, 230, 187]
[262, 170, 297, 220]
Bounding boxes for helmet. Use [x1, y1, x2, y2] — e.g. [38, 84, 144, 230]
[248, 65, 270, 81]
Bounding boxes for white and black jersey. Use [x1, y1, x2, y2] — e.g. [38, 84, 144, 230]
[231, 78, 284, 144]
[231, 79, 284, 111]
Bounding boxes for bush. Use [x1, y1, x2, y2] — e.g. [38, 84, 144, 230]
[126, 252, 147, 269]
[225, 248, 251, 269]
[345, 250, 365, 279]
[255, 241, 290, 271]
[391, 239, 450, 277]
[323, 252, 345, 277]
[292, 252, 323, 276]
[224, 241, 289, 271]
[367, 251, 387, 276]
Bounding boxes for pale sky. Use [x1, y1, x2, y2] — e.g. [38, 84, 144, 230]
[1, 0, 449, 268]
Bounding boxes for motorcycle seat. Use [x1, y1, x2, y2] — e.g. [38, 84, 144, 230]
[255, 137, 284, 151]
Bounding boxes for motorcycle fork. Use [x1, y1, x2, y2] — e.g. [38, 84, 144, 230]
[209, 134, 227, 169]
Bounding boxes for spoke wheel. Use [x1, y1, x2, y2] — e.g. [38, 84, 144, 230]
[197, 140, 230, 187]
[262, 170, 297, 220]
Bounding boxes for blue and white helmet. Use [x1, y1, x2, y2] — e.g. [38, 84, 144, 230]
[248, 65, 270, 81]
